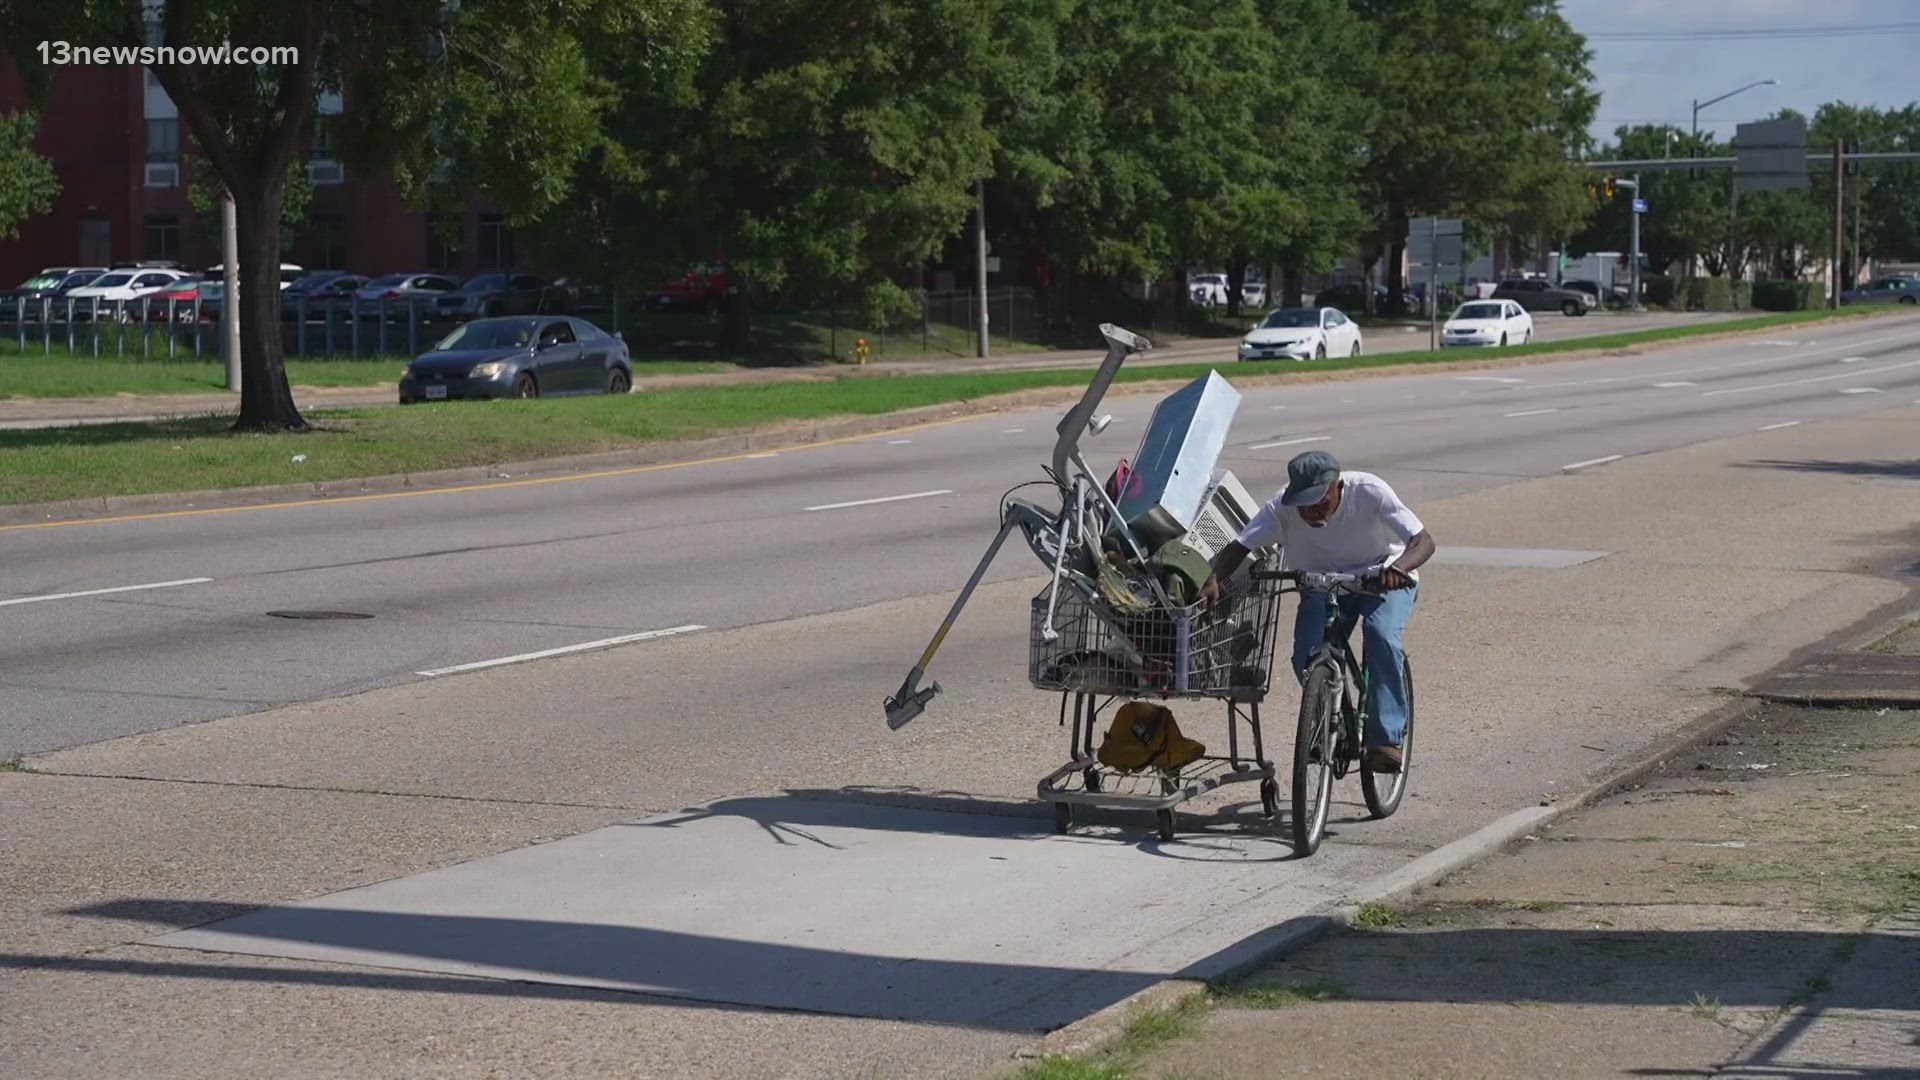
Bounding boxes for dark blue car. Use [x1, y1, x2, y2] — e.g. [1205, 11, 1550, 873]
[399, 316, 633, 403]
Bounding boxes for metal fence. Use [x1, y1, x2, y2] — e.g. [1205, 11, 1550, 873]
[0, 294, 532, 360]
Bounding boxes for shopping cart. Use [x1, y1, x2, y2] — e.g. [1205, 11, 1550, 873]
[883, 322, 1284, 840]
[1030, 555, 1287, 840]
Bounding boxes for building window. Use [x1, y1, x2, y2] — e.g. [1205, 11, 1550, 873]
[477, 212, 513, 270]
[146, 118, 179, 162]
[426, 213, 464, 273]
[144, 215, 181, 263]
[309, 117, 333, 161]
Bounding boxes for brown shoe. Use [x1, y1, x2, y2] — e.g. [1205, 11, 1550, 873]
[1365, 745, 1403, 774]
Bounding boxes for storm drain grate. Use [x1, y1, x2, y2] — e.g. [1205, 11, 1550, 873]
[266, 610, 375, 620]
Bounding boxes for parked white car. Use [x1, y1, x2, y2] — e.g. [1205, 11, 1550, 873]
[201, 262, 306, 290]
[1238, 306, 1363, 361]
[1240, 281, 1268, 307]
[1441, 300, 1533, 347]
[64, 268, 191, 319]
[1189, 273, 1230, 306]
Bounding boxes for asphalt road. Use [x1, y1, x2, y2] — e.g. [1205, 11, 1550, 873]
[3, 312, 1915, 758]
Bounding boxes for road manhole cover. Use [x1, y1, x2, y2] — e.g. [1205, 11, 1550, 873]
[266, 610, 374, 620]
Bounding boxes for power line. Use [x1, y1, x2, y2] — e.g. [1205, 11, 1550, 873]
[1583, 21, 1920, 42]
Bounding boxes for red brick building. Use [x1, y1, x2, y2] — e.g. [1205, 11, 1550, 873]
[0, 63, 513, 286]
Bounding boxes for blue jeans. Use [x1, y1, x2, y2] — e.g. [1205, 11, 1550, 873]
[1291, 585, 1416, 748]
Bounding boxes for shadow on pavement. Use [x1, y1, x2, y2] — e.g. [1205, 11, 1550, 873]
[1735, 458, 1920, 481]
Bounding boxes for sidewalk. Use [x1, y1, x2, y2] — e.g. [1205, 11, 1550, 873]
[1025, 624, 1920, 1079]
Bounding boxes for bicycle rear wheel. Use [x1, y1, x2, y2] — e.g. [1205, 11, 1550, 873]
[1361, 656, 1413, 818]
[1292, 660, 1339, 855]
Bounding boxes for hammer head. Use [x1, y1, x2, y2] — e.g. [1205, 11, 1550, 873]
[884, 681, 940, 730]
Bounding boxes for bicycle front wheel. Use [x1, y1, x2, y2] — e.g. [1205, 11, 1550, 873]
[1292, 660, 1340, 855]
[1361, 655, 1413, 818]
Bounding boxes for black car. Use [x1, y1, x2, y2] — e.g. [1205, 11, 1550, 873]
[399, 316, 633, 402]
[432, 273, 577, 320]
[0, 267, 110, 318]
[1491, 278, 1590, 316]
[1311, 282, 1415, 313]
[280, 271, 369, 319]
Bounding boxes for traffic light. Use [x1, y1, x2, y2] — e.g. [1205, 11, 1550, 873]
[1604, 175, 1616, 198]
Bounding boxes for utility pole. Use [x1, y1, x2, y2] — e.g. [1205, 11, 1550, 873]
[1427, 214, 1438, 351]
[1621, 174, 1643, 310]
[973, 179, 989, 359]
[221, 189, 240, 392]
[1850, 138, 1863, 288]
[1831, 140, 1844, 309]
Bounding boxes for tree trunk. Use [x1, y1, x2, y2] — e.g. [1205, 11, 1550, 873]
[1282, 263, 1304, 311]
[233, 175, 307, 432]
[721, 274, 752, 357]
[1225, 256, 1245, 320]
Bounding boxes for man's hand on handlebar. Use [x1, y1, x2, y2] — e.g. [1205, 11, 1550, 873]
[1200, 573, 1222, 610]
[1376, 564, 1414, 591]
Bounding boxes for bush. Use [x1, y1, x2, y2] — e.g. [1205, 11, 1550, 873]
[1750, 279, 1825, 311]
[1683, 277, 1737, 311]
[1641, 275, 1676, 307]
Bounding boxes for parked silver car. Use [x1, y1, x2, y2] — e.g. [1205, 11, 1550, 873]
[1840, 276, 1920, 305]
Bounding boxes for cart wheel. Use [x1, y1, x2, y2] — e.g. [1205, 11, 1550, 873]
[1053, 802, 1073, 834]
[1155, 809, 1176, 842]
[1082, 768, 1102, 793]
[1261, 778, 1280, 819]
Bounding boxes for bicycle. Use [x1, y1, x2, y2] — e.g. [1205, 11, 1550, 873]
[1260, 569, 1416, 855]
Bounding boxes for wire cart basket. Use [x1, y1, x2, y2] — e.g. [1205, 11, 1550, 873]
[1032, 560, 1287, 840]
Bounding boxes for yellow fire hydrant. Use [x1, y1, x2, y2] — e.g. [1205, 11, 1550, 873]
[854, 338, 870, 365]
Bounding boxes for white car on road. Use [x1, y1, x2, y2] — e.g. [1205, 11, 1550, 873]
[1441, 300, 1533, 348]
[1238, 306, 1363, 361]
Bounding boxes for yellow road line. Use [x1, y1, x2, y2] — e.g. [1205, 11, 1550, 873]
[0, 414, 975, 534]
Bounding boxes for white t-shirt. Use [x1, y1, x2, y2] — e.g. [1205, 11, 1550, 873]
[1237, 470, 1425, 578]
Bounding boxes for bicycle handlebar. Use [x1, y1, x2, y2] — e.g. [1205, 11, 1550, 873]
[1250, 568, 1396, 594]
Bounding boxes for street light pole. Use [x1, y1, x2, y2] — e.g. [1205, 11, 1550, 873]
[1691, 78, 1777, 139]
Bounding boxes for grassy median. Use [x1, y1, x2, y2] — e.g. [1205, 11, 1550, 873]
[0, 306, 1902, 507]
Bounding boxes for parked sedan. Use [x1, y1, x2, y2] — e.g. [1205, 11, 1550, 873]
[0, 266, 109, 320]
[399, 316, 633, 403]
[64, 268, 190, 320]
[355, 273, 460, 318]
[432, 273, 578, 319]
[1491, 278, 1589, 316]
[1840, 276, 1920, 305]
[1238, 306, 1363, 361]
[1441, 300, 1533, 347]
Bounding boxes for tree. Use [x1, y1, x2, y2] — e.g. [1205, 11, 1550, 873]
[1, 0, 707, 431]
[532, 0, 997, 353]
[1573, 125, 1729, 275]
[0, 110, 57, 239]
[1349, 0, 1597, 310]
[1812, 102, 1920, 284]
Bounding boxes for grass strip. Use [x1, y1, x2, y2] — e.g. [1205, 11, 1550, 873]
[0, 306, 1902, 507]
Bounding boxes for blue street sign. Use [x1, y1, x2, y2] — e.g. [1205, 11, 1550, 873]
[1632, 198, 1648, 213]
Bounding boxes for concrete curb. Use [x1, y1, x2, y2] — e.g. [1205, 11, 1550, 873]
[1010, 577, 1920, 1073]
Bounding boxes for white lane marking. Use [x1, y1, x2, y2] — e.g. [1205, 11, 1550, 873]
[0, 577, 212, 608]
[1339, 398, 1354, 404]
[1531, 333, 1912, 390]
[1841, 387, 1883, 394]
[1001, 428, 1025, 433]
[805, 489, 953, 512]
[1701, 358, 1920, 397]
[1562, 454, 1622, 472]
[1245, 435, 1331, 451]
[1504, 408, 1559, 417]
[1759, 420, 1802, 431]
[415, 625, 706, 678]
[887, 439, 913, 445]
[1653, 381, 1697, 388]
[744, 453, 781, 459]
[1757, 339, 1798, 346]
[1839, 356, 1866, 363]
[1267, 404, 1288, 410]
[1457, 376, 1524, 383]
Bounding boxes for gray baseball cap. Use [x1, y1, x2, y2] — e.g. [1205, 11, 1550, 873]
[1279, 449, 1342, 506]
